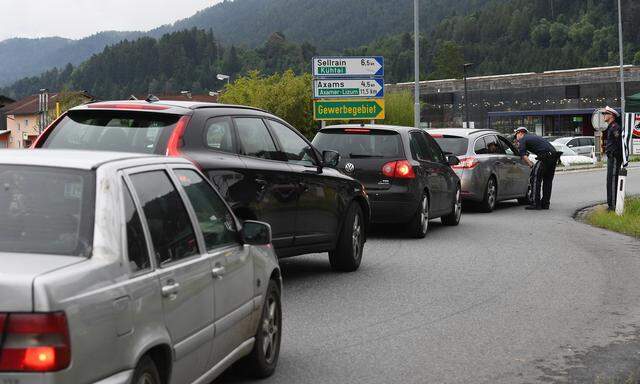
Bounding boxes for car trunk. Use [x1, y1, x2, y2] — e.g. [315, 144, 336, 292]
[0, 253, 84, 312]
[313, 128, 406, 191]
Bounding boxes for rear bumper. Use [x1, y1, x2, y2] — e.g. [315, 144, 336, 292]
[0, 370, 133, 384]
[367, 185, 419, 224]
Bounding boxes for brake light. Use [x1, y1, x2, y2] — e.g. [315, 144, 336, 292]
[87, 103, 169, 111]
[381, 160, 415, 179]
[166, 116, 192, 157]
[0, 313, 70, 372]
[344, 128, 370, 134]
[452, 156, 479, 169]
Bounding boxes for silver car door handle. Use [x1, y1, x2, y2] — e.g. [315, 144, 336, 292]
[211, 266, 226, 279]
[161, 282, 180, 297]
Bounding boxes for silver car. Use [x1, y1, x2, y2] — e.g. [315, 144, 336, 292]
[0, 150, 282, 384]
[553, 136, 595, 156]
[429, 129, 530, 211]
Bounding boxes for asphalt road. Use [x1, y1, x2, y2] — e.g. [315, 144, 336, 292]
[221, 166, 640, 384]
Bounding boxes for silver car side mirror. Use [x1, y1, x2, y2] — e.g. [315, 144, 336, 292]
[242, 221, 272, 246]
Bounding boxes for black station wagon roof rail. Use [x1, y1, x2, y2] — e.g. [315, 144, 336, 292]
[75, 100, 268, 114]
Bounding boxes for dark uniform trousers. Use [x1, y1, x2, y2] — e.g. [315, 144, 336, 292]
[531, 152, 558, 208]
[606, 152, 622, 209]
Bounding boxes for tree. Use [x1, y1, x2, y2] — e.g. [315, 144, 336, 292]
[634, 51, 640, 66]
[222, 45, 242, 77]
[430, 41, 464, 80]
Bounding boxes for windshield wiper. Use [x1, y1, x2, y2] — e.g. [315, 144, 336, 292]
[349, 153, 384, 158]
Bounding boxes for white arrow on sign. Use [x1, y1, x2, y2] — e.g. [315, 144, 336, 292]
[313, 56, 384, 77]
[313, 79, 384, 98]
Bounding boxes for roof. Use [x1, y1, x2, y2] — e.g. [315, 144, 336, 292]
[322, 124, 418, 132]
[426, 128, 498, 137]
[131, 93, 219, 103]
[71, 99, 267, 114]
[3, 92, 92, 116]
[0, 149, 189, 170]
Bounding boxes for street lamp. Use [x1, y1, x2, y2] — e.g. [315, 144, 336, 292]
[217, 74, 230, 85]
[463, 63, 473, 129]
[413, 0, 420, 128]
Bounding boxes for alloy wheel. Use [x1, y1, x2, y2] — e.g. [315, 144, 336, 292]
[454, 188, 462, 221]
[420, 196, 429, 234]
[261, 296, 280, 364]
[137, 374, 156, 384]
[487, 179, 496, 209]
[352, 213, 362, 259]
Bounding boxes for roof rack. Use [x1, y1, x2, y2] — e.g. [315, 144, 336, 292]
[146, 94, 160, 103]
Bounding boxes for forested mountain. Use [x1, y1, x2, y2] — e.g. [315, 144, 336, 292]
[2, 0, 640, 100]
[0, 31, 143, 86]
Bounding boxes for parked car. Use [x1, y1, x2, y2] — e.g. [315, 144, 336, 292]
[552, 136, 595, 156]
[0, 149, 281, 384]
[529, 143, 596, 167]
[312, 125, 462, 238]
[33, 99, 369, 271]
[428, 128, 530, 211]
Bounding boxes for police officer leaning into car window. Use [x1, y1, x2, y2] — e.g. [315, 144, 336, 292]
[601, 106, 623, 211]
[514, 127, 560, 210]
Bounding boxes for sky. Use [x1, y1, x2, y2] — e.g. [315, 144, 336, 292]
[0, 0, 221, 41]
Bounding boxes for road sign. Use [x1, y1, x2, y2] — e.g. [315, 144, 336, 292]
[313, 56, 384, 78]
[314, 99, 385, 121]
[313, 78, 384, 98]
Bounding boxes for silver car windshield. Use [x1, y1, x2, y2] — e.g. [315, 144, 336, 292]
[0, 165, 94, 256]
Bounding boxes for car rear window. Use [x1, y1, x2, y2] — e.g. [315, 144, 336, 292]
[431, 135, 469, 156]
[0, 165, 94, 256]
[312, 129, 403, 158]
[41, 110, 181, 154]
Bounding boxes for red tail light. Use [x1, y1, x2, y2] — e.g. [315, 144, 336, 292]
[0, 312, 70, 372]
[166, 116, 192, 157]
[344, 128, 371, 134]
[381, 160, 416, 179]
[452, 156, 479, 169]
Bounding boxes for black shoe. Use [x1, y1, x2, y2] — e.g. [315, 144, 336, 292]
[607, 206, 615, 211]
[525, 205, 543, 210]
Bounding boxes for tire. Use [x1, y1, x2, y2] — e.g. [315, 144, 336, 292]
[240, 279, 282, 378]
[441, 185, 462, 226]
[407, 193, 429, 238]
[329, 203, 365, 272]
[131, 356, 161, 384]
[479, 177, 497, 212]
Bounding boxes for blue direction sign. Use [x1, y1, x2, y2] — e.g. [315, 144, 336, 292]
[313, 56, 384, 78]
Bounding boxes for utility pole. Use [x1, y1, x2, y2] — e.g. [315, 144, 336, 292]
[617, 0, 625, 120]
[413, 0, 420, 128]
[463, 63, 473, 129]
[615, 0, 627, 216]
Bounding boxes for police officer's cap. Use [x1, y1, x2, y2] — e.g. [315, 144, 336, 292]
[514, 126, 528, 134]
[602, 106, 620, 117]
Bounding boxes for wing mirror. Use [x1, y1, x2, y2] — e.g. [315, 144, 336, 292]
[322, 150, 341, 168]
[447, 155, 460, 166]
[242, 220, 272, 246]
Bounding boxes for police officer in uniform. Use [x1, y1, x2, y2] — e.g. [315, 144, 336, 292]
[601, 106, 623, 211]
[514, 127, 559, 210]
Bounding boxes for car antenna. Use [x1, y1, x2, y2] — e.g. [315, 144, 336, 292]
[145, 94, 160, 103]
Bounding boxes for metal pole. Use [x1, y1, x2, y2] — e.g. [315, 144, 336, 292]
[413, 0, 420, 128]
[464, 66, 469, 128]
[617, 0, 625, 120]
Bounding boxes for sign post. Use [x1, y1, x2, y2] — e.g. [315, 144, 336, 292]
[312, 56, 385, 127]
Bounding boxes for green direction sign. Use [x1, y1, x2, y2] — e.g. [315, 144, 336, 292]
[314, 99, 385, 121]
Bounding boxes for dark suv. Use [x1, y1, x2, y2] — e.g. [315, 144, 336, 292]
[33, 99, 370, 271]
[312, 124, 461, 238]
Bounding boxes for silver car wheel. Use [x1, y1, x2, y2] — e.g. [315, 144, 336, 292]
[454, 188, 462, 221]
[420, 196, 429, 234]
[137, 374, 155, 384]
[352, 213, 362, 259]
[262, 297, 279, 364]
[487, 179, 497, 209]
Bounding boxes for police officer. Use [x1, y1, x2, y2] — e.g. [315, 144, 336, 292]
[514, 127, 559, 210]
[601, 106, 623, 211]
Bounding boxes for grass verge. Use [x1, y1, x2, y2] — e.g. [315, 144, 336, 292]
[585, 197, 640, 238]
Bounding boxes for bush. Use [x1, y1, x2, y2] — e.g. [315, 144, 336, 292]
[383, 90, 417, 127]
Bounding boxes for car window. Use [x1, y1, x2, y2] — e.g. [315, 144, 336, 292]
[312, 129, 403, 159]
[497, 136, 517, 156]
[129, 170, 198, 266]
[122, 182, 150, 273]
[578, 138, 591, 147]
[174, 169, 238, 251]
[431, 135, 468, 156]
[567, 139, 579, 147]
[205, 117, 235, 153]
[474, 137, 487, 154]
[484, 135, 505, 155]
[268, 120, 316, 166]
[409, 132, 428, 160]
[0, 166, 94, 256]
[234, 117, 280, 160]
[423, 133, 447, 163]
[42, 110, 180, 154]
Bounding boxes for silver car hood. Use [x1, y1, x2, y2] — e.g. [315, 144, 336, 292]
[0, 253, 85, 311]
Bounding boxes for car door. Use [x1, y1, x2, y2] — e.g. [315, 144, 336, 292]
[233, 116, 298, 249]
[422, 132, 458, 212]
[409, 131, 448, 214]
[126, 167, 215, 384]
[497, 135, 530, 197]
[566, 138, 586, 155]
[474, 135, 509, 199]
[170, 167, 255, 368]
[266, 118, 340, 247]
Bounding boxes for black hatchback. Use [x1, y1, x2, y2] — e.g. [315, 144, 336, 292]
[312, 125, 461, 238]
[33, 99, 370, 272]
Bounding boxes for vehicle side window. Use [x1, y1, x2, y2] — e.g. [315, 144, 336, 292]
[268, 120, 316, 166]
[474, 137, 488, 154]
[567, 139, 578, 147]
[409, 132, 427, 160]
[484, 135, 505, 155]
[423, 133, 447, 163]
[205, 117, 234, 153]
[130, 170, 198, 266]
[497, 136, 517, 156]
[122, 182, 150, 273]
[234, 117, 279, 160]
[579, 138, 591, 147]
[174, 169, 238, 251]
